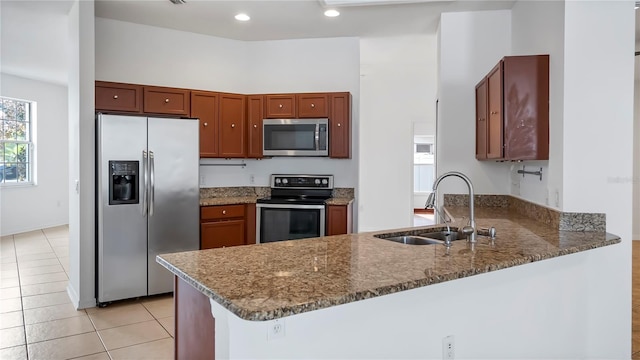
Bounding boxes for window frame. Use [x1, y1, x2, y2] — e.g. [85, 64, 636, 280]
[0, 96, 36, 187]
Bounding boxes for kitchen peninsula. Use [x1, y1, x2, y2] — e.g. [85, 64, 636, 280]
[157, 197, 620, 359]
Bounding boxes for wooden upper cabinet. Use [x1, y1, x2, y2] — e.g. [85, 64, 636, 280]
[191, 91, 219, 158]
[475, 55, 549, 161]
[95, 81, 142, 113]
[143, 86, 191, 116]
[247, 96, 264, 158]
[265, 94, 296, 118]
[475, 79, 488, 160]
[297, 94, 329, 118]
[502, 55, 549, 160]
[329, 92, 351, 159]
[486, 63, 504, 160]
[219, 93, 246, 158]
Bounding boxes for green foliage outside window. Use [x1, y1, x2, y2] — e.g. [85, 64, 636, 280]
[0, 97, 33, 184]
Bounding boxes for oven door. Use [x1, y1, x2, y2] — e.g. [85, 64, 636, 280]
[256, 203, 326, 243]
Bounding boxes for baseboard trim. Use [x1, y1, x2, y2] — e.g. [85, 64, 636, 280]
[67, 282, 96, 310]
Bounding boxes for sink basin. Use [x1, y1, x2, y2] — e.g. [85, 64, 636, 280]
[417, 231, 463, 242]
[375, 229, 465, 246]
[382, 235, 444, 245]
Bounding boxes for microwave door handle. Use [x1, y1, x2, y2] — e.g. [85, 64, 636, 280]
[315, 124, 320, 151]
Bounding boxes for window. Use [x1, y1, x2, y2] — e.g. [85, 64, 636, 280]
[414, 141, 434, 193]
[0, 97, 35, 185]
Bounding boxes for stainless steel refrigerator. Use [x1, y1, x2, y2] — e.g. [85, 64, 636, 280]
[96, 114, 199, 305]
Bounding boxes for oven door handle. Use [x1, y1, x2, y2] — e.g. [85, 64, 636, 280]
[314, 123, 320, 151]
[256, 203, 326, 210]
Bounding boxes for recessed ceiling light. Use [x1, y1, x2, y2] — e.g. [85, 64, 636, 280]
[324, 9, 340, 17]
[235, 13, 250, 21]
[168, 0, 186, 4]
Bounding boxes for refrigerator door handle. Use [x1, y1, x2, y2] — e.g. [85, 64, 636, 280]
[142, 150, 148, 216]
[149, 150, 155, 217]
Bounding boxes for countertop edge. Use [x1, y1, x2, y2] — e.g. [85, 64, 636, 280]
[157, 234, 620, 322]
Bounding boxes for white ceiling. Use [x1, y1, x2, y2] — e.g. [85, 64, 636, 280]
[94, 0, 516, 41]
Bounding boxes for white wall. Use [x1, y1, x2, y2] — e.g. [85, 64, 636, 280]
[0, 74, 69, 235]
[68, 0, 96, 309]
[437, 11, 511, 198]
[510, 0, 565, 208]
[634, 75, 640, 240]
[561, 2, 633, 357]
[358, 34, 437, 231]
[95, 18, 361, 190]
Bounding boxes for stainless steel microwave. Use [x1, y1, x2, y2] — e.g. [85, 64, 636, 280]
[263, 118, 329, 156]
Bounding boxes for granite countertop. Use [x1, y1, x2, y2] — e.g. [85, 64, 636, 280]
[157, 206, 620, 322]
[198, 186, 355, 207]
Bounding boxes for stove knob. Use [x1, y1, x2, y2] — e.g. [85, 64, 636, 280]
[275, 178, 281, 184]
[322, 179, 328, 185]
[315, 179, 321, 185]
[282, 179, 288, 184]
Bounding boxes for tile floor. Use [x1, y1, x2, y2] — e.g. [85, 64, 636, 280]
[0, 226, 174, 360]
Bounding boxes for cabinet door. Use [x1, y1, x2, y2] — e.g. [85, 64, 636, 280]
[247, 96, 264, 158]
[503, 55, 549, 160]
[326, 204, 352, 236]
[329, 93, 351, 159]
[143, 86, 191, 116]
[486, 63, 504, 160]
[297, 94, 329, 118]
[191, 91, 219, 158]
[265, 95, 296, 118]
[219, 94, 246, 158]
[95, 81, 142, 113]
[201, 220, 246, 249]
[475, 79, 488, 160]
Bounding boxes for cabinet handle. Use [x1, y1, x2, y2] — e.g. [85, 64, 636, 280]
[222, 210, 226, 215]
[113, 95, 118, 99]
[203, 122, 208, 127]
[279, 104, 283, 108]
[231, 124, 235, 128]
[253, 124, 257, 128]
[337, 123, 341, 127]
[165, 98, 170, 103]
[311, 103, 315, 108]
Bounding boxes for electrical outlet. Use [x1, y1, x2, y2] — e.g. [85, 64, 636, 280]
[267, 319, 285, 340]
[200, 174, 205, 186]
[442, 335, 455, 360]
[554, 189, 560, 208]
[250, 174, 255, 184]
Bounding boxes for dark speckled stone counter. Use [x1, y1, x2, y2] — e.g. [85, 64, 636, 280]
[199, 186, 354, 207]
[157, 205, 620, 322]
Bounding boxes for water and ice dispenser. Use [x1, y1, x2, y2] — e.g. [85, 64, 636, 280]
[109, 160, 139, 205]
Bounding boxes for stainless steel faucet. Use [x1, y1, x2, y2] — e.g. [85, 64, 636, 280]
[424, 171, 477, 243]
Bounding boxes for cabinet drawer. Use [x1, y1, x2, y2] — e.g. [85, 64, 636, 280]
[265, 95, 296, 118]
[95, 82, 142, 113]
[144, 86, 191, 116]
[297, 94, 328, 118]
[201, 204, 245, 220]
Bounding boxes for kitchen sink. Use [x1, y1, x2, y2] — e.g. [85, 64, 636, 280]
[417, 230, 462, 243]
[381, 235, 444, 245]
[375, 229, 465, 246]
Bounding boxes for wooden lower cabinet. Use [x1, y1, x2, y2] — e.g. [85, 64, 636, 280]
[201, 220, 245, 249]
[326, 203, 353, 236]
[200, 204, 257, 249]
[175, 277, 214, 360]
